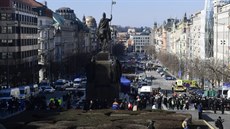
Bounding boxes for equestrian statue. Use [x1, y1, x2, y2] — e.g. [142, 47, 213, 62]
[97, 12, 112, 52]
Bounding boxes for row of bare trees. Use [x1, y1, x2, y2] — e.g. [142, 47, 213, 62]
[145, 45, 230, 88]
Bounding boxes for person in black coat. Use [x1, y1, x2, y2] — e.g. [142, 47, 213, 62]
[215, 116, 224, 129]
[220, 98, 225, 114]
[213, 98, 217, 114]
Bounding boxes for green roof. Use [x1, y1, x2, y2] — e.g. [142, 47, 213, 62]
[53, 12, 65, 25]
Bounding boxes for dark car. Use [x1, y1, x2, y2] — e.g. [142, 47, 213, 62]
[164, 75, 176, 80]
[153, 65, 162, 71]
[194, 89, 204, 96]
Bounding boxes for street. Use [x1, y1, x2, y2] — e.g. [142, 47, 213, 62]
[145, 70, 175, 90]
[144, 69, 230, 129]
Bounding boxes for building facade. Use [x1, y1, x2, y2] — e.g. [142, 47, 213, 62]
[32, 1, 54, 82]
[130, 33, 150, 53]
[83, 15, 97, 52]
[204, 0, 214, 58]
[0, 0, 38, 86]
[214, 1, 230, 66]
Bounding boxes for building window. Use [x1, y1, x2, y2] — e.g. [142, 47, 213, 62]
[1, 26, 7, 33]
[2, 53, 7, 59]
[1, 13, 6, 20]
[8, 40, 13, 43]
[8, 26, 12, 33]
[8, 52, 13, 59]
[7, 13, 12, 20]
[2, 39, 7, 43]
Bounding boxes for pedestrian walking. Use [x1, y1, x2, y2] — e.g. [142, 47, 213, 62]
[89, 100, 93, 110]
[197, 103, 202, 119]
[213, 98, 217, 114]
[220, 98, 225, 114]
[128, 102, 133, 111]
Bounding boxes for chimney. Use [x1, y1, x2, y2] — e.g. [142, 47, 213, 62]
[42, 1, 47, 7]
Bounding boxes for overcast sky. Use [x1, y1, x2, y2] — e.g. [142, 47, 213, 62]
[36, 0, 204, 27]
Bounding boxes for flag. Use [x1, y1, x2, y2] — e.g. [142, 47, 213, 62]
[112, 0, 116, 5]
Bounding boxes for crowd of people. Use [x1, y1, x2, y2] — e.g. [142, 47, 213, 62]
[0, 95, 47, 118]
[0, 97, 25, 117]
[81, 90, 229, 116]
[0, 92, 74, 118]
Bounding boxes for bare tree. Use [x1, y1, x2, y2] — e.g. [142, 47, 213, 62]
[144, 45, 157, 59]
[155, 50, 230, 88]
[157, 51, 181, 77]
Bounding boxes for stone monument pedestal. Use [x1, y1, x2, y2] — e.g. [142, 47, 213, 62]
[86, 51, 121, 107]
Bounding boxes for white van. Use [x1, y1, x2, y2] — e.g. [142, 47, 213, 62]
[0, 88, 20, 100]
[218, 84, 230, 98]
[19, 86, 31, 99]
[73, 78, 82, 88]
[138, 86, 153, 95]
[227, 90, 230, 99]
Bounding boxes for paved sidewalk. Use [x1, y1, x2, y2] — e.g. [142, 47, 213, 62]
[202, 110, 230, 129]
[175, 109, 230, 129]
[161, 103, 230, 129]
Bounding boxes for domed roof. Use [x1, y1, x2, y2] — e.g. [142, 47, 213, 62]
[85, 16, 96, 28]
[55, 7, 76, 20]
[86, 16, 95, 21]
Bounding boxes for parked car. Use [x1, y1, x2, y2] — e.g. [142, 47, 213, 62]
[165, 75, 176, 80]
[73, 78, 82, 88]
[153, 65, 162, 71]
[81, 77, 87, 85]
[160, 71, 165, 76]
[156, 68, 163, 73]
[43, 86, 55, 93]
[144, 76, 154, 83]
[54, 79, 69, 90]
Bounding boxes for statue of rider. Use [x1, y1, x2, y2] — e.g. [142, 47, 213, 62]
[97, 12, 112, 51]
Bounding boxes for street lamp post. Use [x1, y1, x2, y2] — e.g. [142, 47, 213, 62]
[47, 28, 51, 83]
[215, 22, 226, 84]
[6, 24, 9, 87]
[178, 41, 182, 79]
[221, 40, 225, 82]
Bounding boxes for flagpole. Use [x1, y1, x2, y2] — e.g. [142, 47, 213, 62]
[110, 0, 115, 54]
[110, 0, 113, 16]
[110, 0, 113, 26]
